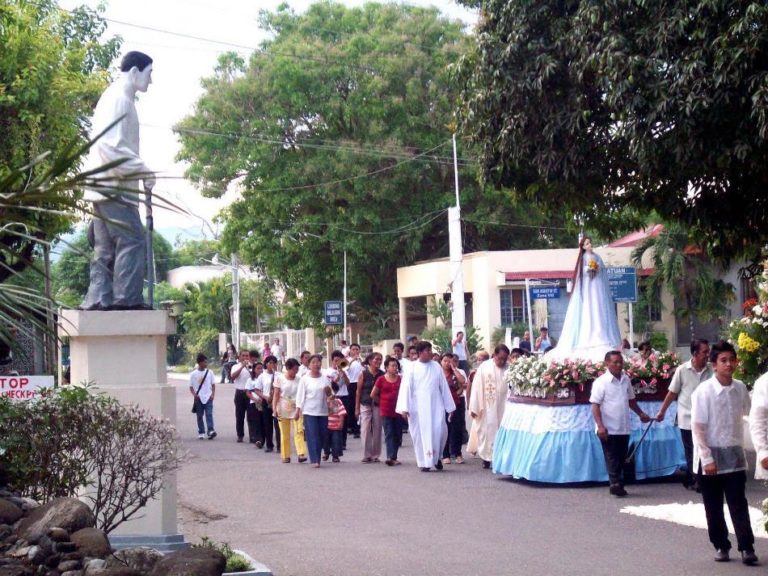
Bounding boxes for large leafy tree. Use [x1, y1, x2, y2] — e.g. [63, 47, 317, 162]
[0, 1, 120, 356]
[631, 222, 734, 341]
[1, 0, 121, 282]
[176, 2, 573, 327]
[459, 0, 768, 262]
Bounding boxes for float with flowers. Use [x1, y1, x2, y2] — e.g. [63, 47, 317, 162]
[492, 351, 687, 483]
[728, 268, 768, 388]
[492, 239, 687, 483]
[507, 352, 680, 404]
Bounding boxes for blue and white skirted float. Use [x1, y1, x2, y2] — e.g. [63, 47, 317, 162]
[492, 400, 685, 483]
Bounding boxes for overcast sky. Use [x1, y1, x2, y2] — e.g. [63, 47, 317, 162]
[59, 0, 477, 244]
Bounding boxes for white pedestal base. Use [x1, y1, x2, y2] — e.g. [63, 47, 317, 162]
[60, 309, 180, 538]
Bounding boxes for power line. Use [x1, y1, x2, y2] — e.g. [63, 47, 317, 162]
[81, 14, 380, 76]
[104, 135, 470, 196]
[162, 125, 476, 166]
[96, 10, 469, 74]
[462, 216, 572, 231]
[53, 2, 474, 136]
[282, 208, 449, 237]
[173, 139, 458, 194]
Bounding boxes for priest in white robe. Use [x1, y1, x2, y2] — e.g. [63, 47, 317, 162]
[396, 341, 456, 471]
[469, 344, 510, 468]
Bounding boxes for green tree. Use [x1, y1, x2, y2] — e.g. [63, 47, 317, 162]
[459, 0, 768, 262]
[1, 1, 121, 283]
[176, 2, 573, 327]
[52, 232, 91, 308]
[631, 223, 735, 341]
[172, 238, 220, 267]
[179, 275, 277, 359]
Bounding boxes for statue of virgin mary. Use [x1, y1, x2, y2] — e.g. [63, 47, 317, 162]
[546, 237, 623, 362]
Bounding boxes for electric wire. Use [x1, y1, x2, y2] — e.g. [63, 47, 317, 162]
[159, 125, 476, 166]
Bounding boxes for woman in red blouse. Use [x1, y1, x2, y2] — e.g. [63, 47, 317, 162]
[371, 356, 404, 466]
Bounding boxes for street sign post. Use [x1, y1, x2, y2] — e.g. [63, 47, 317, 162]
[529, 286, 561, 300]
[324, 300, 344, 325]
[607, 267, 638, 303]
[607, 267, 638, 348]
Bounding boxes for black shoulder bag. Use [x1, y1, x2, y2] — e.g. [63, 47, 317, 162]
[191, 369, 209, 413]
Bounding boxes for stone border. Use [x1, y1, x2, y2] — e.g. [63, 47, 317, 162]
[227, 549, 272, 575]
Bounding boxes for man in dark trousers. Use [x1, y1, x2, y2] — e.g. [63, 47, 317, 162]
[590, 350, 651, 497]
[691, 341, 757, 565]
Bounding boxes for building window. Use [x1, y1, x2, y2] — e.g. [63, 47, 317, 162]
[641, 283, 662, 322]
[500, 289, 527, 325]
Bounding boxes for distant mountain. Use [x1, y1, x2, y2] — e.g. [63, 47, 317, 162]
[50, 225, 213, 263]
[155, 226, 210, 246]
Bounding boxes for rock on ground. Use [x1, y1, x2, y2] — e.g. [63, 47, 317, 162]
[70, 527, 111, 558]
[105, 547, 163, 573]
[17, 498, 95, 541]
[0, 500, 23, 525]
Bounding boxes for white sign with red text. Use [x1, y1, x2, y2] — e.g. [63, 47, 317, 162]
[0, 376, 54, 401]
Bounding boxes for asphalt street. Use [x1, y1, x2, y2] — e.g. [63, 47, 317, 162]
[172, 374, 768, 576]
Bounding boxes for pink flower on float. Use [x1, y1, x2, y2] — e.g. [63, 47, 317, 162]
[663, 364, 670, 371]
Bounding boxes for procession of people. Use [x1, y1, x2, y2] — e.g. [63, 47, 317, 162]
[188, 229, 768, 568]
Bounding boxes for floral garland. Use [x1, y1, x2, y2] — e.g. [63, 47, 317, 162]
[728, 262, 768, 387]
[505, 352, 680, 398]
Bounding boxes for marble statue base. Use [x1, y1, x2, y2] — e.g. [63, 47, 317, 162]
[59, 309, 183, 543]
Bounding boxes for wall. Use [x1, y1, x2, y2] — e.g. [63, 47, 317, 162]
[397, 247, 683, 354]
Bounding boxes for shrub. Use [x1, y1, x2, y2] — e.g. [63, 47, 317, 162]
[421, 325, 484, 359]
[0, 385, 184, 533]
[492, 323, 529, 347]
[649, 331, 669, 352]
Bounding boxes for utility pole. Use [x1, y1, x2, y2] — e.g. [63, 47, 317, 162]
[43, 245, 56, 375]
[145, 188, 155, 307]
[449, 134, 465, 338]
[343, 250, 348, 343]
[231, 253, 240, 348]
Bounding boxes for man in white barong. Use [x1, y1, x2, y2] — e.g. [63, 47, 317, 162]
[396, 341, 456, 471]
[469, 344, 510, 469]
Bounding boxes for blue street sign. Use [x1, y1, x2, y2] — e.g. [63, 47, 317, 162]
[607, 267, 638, 303]
[324, 300, 344, 325]
[530, 286, 561, 300]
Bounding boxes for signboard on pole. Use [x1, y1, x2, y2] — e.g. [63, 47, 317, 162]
[0, 375, 54, 401]
[530, 286, 561, 300]
[324, 300, 343, 325]
[607, 267, 638, 303]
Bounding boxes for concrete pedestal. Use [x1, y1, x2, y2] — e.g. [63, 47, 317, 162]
[60, 309, 183, 548]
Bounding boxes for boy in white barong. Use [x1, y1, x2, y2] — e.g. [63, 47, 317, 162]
[396, 341, 456, 471]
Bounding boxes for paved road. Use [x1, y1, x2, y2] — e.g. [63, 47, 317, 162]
[172, 374, 768, 576]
